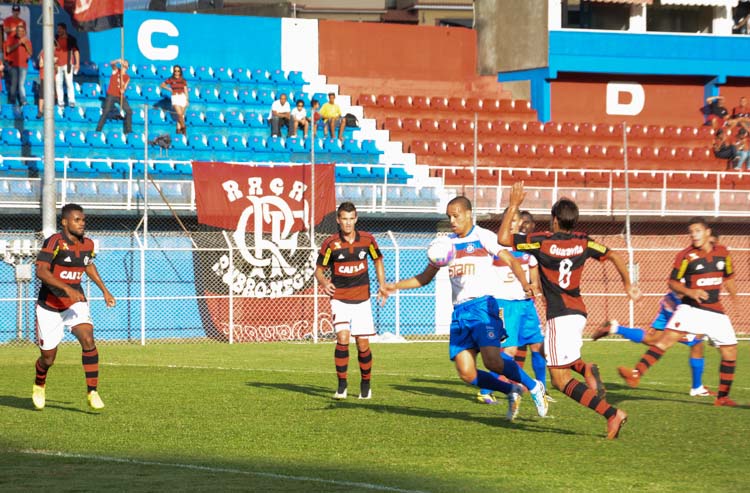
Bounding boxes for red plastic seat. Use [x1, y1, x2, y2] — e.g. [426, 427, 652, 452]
[493, 120, 510, 135]
[589, 144, 607, 159]
[436, 118, 455, 134]
[498, 99, 515, 113]
[375, 94, 394, 108]
[518, 143, 536, 158]
[456, 119, 474, 134]
[501, 143, 519, 157]
[382, 117, 401, 131]
[393, 95, 412, 109]
[412, 96, 430, 109]
[646, 125, 663, 137]
[578, 122, 596, 137]
[480, 142, 502, 157]
[554, 144, 571, 158]
[525, 122, 544, 136]
[537, 144, 555, 159]
[447, 97, 465, 111]
[358, 93, 375, 106]
[422, 118, 440, 133]
[466, 97, 483, 112]
[509, 120, 527, 135]
[447, 141, 469, 157]
[430, 97, 449, 111]
[477, 120, 493, 135]
[402, 118, 420, 132]
[559, 122, 579, 136]
[428, 140, 449, 156]
[543, 121, 561, 135]
[410, 140, 428, 154]
[606, 145, 624, 159]
[477, 168, 497, 185]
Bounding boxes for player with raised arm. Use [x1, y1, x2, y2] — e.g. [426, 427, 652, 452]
[382, 196, 549, 421]
[32, 204, 115, 411]
[477, 208, 548, 406]
[315, 202, 387, 400]
[617, 217, 739, 406]
[498, 182, 639, 439]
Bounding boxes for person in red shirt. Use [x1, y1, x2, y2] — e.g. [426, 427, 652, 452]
[3, 3, 26, 42]
[315, 202, 387, 400]
[31, 204, 116, 411]
[160, 64, 189, 135]
[54, 23, 79, 107]
[96, 58, 132, 134]
[3, 23, 31, 106]
[617, 217, 739, 407]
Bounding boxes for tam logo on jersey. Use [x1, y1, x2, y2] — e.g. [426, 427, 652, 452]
[191, 161, 336, 341]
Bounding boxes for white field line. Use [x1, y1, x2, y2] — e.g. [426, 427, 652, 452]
[16, 449, 430, 493]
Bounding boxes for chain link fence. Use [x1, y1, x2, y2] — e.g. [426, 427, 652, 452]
[1, 206, 748, 346]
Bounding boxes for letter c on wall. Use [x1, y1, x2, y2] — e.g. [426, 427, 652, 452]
[138, 20, 179, 61]
[606, 82, 645, 116]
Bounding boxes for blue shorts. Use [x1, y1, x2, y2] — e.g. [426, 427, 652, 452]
[651, 306, 702, 347]
[448, 296, 507, 361]
[495, 298, 543, 348]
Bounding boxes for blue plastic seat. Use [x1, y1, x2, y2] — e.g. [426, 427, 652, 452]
[255, 90, 275, 106]
[139, 84, 162, 102]
[174, 161, 192, 174]
[160, 182, 185, 199]
[335, 165, 355, 182]
[245, 112, 265, 128]
[388, 167, 412, 184]
[268, 69, 291, 87]
[107, 131, 129, 149]
[64, 130, 87, 148]
[89, 159, 113, 174]
[361, 140, 382, 155]
[288, 71, 306, 86]
[193, 65, 212, 81]
[236, 88, 256, 105]
[75, 181, 98, 196]
[342, 139, 364, 154]
[84, 131, 107, 148]
[213, 66, 233, 82]
[196, 87, 222, 104]
[1, 104, 19, 120]
[127, 133, 145, 148]
[370, 167, 386, 181]
[267, 136, 287, 153]
[226, 134, 247, 151]
[189, 134, 210, 150]
[204, 111, 224, 126]
[286, 137, 306, 153]
[250, 68, 271, 85]
[9, 179, 35, 197]
[66, 106, 89, 123]
[98, 181, 120, 197]
[154, 64, 173, 80]
[135, 64, 156, 79]
[2, 128, 22, 145]
[232, 67, 251, 84]
[21, 129, 43, 147]
[22, 104, 39, 121]
[5, 158, 33, 172]
[79, 82, 101, 100]
[247, 136, 266, 153]
[153, 161, 177, 175]
[185, 110, 207, 127]
[224, 110, 245, 127]
[219, 87, 237, 104]
[322, 138, 344, 154]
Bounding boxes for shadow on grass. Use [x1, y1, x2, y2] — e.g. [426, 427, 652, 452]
[246, 381, 576, 436]
[0, 395, 97, 414]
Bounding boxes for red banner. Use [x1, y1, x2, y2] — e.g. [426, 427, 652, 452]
[191, 162, 337, 342]
[192, 162, 336, 232]
[57, 0, 123, 32]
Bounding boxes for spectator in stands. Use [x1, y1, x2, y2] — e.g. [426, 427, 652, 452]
[3, 23, 30, 107]
[704, 95, 728, 130]
[160, 65, 189, 135]
[320, 92, 346, 142]
[712, 129, 737, 168]
[3, 4, 26, 42]
[733, 126, 750, 170]
[35, 49, 55, 118]
[309, 98, 321, 135]
[290, 98, 309, 139]
[269, 93, 291, 138]
[730, 96, 750, 126]
[54, 23, 79, 108]
[96, 58, 132, 135]
[734, 12, 750, 34]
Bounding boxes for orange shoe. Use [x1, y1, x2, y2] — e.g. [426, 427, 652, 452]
[592, 320, 616, 341]
[714, 396, 738, 407]
[618, 366, 641, 388]
[606, 409, 628, 440]
[584, 363, 606, 400]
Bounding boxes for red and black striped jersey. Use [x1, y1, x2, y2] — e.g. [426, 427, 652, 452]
[36, 232, 96, 311]
[317, 231, 382, 303]
[513, 231, 609, 320]
[670, 243, 733, 314]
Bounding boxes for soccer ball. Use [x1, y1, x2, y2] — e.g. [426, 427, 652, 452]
[427, 236, 456, 268]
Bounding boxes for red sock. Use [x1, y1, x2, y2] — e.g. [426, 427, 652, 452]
[82, 347, 99, 392]
[35, 359, 49, 387]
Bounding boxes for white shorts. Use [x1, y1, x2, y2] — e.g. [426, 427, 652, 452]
[331, 299, 375, 337]
[35, 302, 92, 350]
[544, 314, 586, 368]
[666, 304, 737, 347]
[171, 93, 188, 108]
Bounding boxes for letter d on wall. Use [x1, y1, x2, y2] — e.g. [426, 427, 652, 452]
[138, 20, 179, 61]
[606, 82, 645, 116]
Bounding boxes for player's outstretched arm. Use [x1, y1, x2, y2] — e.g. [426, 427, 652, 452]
[383, 264, 439, 295]
[606, 251, 641, 301]
[498, 181, 526, 246]
[374, 257, 389, 304]
[85, 263, 115, 307]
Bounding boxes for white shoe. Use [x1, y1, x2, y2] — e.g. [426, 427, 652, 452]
[87, 390, 105, 410]
[529, 380, 549, 418]
[32, 384, 45, 410]
[506, 384, 523, 421]
[689, 385, 716, 397]
[358, 390, 372, 399]
[333, 388, 347, 400]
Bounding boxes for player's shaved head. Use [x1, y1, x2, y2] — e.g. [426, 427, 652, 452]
[61, 203, 83, 220]
[447, 196, 472, 212]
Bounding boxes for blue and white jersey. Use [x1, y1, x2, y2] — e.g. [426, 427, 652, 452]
[491, 247, 537, 301]
[446, 226, 504, 305]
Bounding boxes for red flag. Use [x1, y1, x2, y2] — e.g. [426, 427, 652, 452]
[57, 0, 123, 32]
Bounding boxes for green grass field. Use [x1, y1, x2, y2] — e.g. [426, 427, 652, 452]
[1, 341, 749, 492]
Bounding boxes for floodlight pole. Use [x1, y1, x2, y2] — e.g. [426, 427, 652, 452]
[311, 115, 318, 344]
[41, 0, 56, 237]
